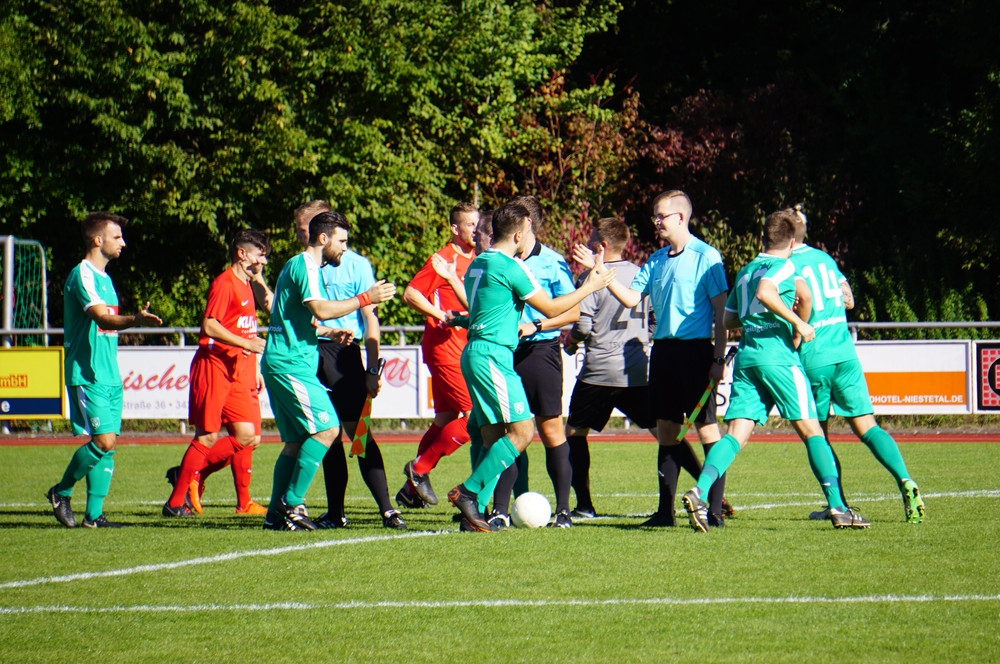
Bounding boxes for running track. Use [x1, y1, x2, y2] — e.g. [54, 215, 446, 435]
[1, 430, 996, 446]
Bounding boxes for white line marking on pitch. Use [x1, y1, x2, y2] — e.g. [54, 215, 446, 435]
[2, 594, 999, 615]
[4, 489, 998, 510]
[0, 530, 449, 590]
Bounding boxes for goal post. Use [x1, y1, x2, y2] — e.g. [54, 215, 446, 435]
[1, 235, 48, 347]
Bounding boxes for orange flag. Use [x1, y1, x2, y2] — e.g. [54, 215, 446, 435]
[350, 394, 374, 458]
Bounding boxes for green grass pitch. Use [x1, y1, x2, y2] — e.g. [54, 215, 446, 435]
[1, 439, 998, 663]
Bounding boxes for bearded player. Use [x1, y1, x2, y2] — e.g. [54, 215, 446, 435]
[163, 229, 271, 517]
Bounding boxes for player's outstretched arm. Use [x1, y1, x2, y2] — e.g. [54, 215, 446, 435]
[526, 247, 615, 318]
[87, 300, 163, 330]
[308, 280, 396, 321]
[606, 272, 641, 309]
[756, 279, 815, 343]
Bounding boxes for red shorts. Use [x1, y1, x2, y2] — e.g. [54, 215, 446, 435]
[188, 352, 261, 433]
[427, 355, 472, 414]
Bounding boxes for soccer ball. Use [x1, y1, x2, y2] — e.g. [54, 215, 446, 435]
[511, 492, 552, 529]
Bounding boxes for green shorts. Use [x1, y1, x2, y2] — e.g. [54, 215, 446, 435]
[725, 362, 817, 425]
[460, 340, 533, 427]
[263, 371, 340, 444]
[67, 383, 123, 436]
[805, 359, 874, 421]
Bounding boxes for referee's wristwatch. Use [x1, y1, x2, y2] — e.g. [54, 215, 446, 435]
[713, 356, 727, 366]
[366, 366, 381, 376]
[532, 319, 543, 335]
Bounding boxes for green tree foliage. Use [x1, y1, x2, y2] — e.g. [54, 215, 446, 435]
[0, 0, 618, 329]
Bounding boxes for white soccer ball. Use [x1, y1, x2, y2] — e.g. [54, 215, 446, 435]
[511, 491, 552, 529]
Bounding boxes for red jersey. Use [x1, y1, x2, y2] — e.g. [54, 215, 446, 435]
[195, 268, 258, 381]
[408, 243, 473, 364]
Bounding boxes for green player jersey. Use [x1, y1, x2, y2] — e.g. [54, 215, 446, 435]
[790, 244, 857, 370]
[725, 253, 799, 367]
[262, 252, 324, 376]
[63, 259, 121, 386]
[464, 249, 542, 352]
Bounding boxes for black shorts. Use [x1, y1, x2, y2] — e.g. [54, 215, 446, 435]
[513, 339, 563, 418]
[566, 381, 655, 431]
[316, 340, 367, 422]
[648, 338, 718, 425]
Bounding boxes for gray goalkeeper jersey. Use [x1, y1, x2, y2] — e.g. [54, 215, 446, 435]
[572, 260, 650, 387]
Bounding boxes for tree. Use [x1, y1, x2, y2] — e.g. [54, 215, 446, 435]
[0, 0, 619, 328]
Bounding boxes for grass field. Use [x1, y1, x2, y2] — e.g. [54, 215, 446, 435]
[1, 439, 998, 663]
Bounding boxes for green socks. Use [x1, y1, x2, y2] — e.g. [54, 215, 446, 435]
[57, 441, 105, 495]
[695, 434, 740, 497]
[465, 436, 519, 496]
[861, 426, 910, 482]
[286, 437, 329, 506]
[84, 449, 115, 521]
[803, 435, 846, 510]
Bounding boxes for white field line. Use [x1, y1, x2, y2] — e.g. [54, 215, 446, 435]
[3, 594, 1000, 615]
[0, 530, 448, 590]
[1, 490, 997, 590]
[4, 489, 999, 510]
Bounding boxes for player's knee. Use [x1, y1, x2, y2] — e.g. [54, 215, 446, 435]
[93, 434, 116, 452]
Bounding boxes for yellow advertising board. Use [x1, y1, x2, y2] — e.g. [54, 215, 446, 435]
[0, 347, 66, 419]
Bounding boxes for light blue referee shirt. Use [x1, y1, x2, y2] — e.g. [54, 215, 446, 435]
[519, 241, 576, 342]
[630, 236, 728, 340]
[318, 249, 376, 338]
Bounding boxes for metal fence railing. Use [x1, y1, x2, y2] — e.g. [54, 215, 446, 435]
[4, 322, 1000, 347]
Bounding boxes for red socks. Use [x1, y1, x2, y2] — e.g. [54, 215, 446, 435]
[415, 424, 442, 458]
[413, 417, 470, 474]
[231, 444, 254, 508]
[168, 440, 209, 507]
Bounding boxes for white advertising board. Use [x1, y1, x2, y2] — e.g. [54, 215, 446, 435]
[118, 346, 431, 421]
[104, 339, 981, 421]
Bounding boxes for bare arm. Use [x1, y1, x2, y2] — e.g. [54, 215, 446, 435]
[794, 278, 813, 325]
[756, 279, 815, 343]
[306, 280, 396, 321]
[86, 301, 162, 330]
[526, 260, 615, 319]
[606, 279, 642, 309]
[202, 317, 265, 354]
[841, 280, 855, 310]
[403, 285, 448, 323]
[792, 278, 813, 349]
[541, 305, 580, 331]
[249, 272, 273, 313]
[724, 309, 742, 330]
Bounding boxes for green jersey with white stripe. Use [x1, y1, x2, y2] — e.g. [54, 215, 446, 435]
[790, 244, 856, 370]
[63, 260, 121, 386]
[725, 253, 799, 367]
[464, 249, 541, 352]
[262, 252, 324, 376]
